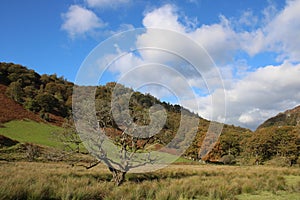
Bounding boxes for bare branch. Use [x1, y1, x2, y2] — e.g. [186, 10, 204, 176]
[85, 161, 101, 169]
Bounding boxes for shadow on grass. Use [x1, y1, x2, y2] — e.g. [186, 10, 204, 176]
[67, 170, 198, 183]
[65, 172, 112, 182]
[126, 171, 198, 183]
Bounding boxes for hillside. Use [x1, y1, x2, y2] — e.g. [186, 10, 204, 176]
[0, 84, 42, 123]
[0, 62, 73, 125]
[0, 120, 62, 147]
[1, 62, 299, 166]
[244, 106, 300, 166]
[257, 105, 300, 129]
[0, 62, 250, 155]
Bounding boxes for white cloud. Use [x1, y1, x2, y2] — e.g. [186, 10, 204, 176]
[142, 4, 185, 32]
[239, 29, 265, 56]
[238, 0, 300, 61]
[87, 2, 300, 130]
[190, 16, 238, 64]
[61, 5, 105, 38]
[262, 1, 278, 24]
[178, 0, 297, 64]
[238, 10, 258, 28]
[106, 48, 202, 102]
[109, 50, 143, 75]
[223, 62, 300, 129]
[141, 5, 238, 65]
[85, 0, 131, 9]
[101, 4, 235, 125]
[265, 0, 300, 62]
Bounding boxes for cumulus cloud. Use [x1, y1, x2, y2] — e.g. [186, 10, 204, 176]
[239, 29, 265, 56]
[83, 2, 300, 130]
[85, 0, 131, 9]
[238, 0, 300, 61]
[265, 0, 300, 61]
[61, 5, 105, 38]
[189, 16, 238, 64]
[224, 62, 300, 129]
[142, 5, 238, 65]
[106, 46, 208, 103]
[142, 4, 185, 32]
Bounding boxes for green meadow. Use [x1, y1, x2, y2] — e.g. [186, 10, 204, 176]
[0, 120, 62, 147]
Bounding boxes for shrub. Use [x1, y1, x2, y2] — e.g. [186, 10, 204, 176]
[24, 143, 41, 161]
[220, 154, 236, 165]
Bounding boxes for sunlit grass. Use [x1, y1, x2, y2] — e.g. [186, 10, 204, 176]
[237, 191, 300, 200]
[0, 120, 62, 147]
[0, 162, 299, 200]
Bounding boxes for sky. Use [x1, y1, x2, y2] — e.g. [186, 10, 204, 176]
[1, 0, 300, 130]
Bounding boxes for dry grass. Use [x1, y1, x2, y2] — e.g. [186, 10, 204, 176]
[0, 161, 299, 200]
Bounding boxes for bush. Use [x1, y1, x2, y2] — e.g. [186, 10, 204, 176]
[24, 143, 41, 161]
[265, 157, 299, 167]
[220, 155, 236, 165]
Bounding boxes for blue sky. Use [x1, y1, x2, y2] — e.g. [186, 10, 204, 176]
[0, 0, 284, 80]
[1, 0, 300, 130]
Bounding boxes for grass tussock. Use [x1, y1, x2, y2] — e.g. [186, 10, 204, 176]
[0, 162, 299, 200]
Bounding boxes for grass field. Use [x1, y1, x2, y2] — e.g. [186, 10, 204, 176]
[0, 120, 299, 199]
[0, 120, 63, 147]
[0, 162, 299, 200]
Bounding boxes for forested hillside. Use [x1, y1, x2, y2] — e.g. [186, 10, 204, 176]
[0, 62, 299, 166]
[0, 63, 73, 124]
[248, 105, 300, 166]
[206, 106, 300, 166]
[0, 62, 73, 121]
[258, 105, 300, 129]
[0, 84, 41, 123]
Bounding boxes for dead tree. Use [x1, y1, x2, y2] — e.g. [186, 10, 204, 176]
[72, 86, 162, 186]
[72, 84, 199, 185]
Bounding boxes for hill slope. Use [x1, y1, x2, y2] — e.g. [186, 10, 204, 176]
[246, 106, 300, 165]
[257, 105, 300, 129]
[0, 120, 62, 147]
[0, 84, 42, 123]
[0, 62, 73, 125]
[0, 62, 252, 162]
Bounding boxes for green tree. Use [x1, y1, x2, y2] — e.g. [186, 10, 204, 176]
[36, 93, 59, 113]
[24, 98, 40, 112]
[245, 126, 299, 164]
[6, 81, 24, 103]
[23, 85, 37, 99]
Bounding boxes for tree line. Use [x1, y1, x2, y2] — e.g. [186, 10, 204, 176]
[1, 62, 299, 168]
[1, 62, 73, 119]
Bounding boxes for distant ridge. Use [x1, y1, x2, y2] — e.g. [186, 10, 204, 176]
[257, 105, 300, 129]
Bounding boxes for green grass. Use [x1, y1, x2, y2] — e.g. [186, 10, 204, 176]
[284, 175, 300, 187]
[0, 120, 63, 147]
[0, 162, 299, 200]
[237, 191, 300, 200]
[0, 120, 187, 161]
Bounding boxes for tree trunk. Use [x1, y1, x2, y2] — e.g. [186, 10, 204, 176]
[109, 167, 126, 186]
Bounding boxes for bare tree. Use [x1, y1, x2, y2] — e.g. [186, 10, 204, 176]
[72, 86, 163, 186]
[72, 84, 199, 185]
